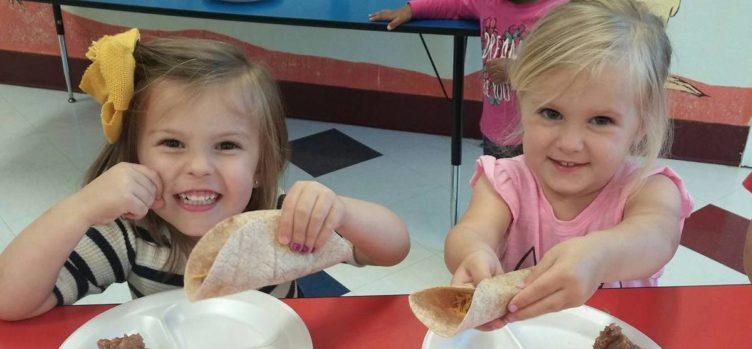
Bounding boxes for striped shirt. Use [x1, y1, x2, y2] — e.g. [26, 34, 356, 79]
[54, 196, 312, 304]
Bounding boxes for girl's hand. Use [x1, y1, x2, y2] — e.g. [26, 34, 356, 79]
[451, 249, 507, 331]
[368, 5, 413, 30]
[485, 57, 511, 84]
[75, 162, 164, 225]
[278, 181, 347, 254]
[504, 237, 604, 323]
[451, 249, 504, 286]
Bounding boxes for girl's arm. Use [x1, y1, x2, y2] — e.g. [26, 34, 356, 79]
[407, 0, 478, 20]
[506, 174, 684, 323]
[445, 175, 512, 277]
[0, 163, 162, 320]
[369, 0, 478, 31]
[335, 197, 409, 266]
[587, 174, 683, 283]
[0, 194, 92, 320]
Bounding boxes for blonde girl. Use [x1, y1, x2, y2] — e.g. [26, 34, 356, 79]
[444, 0, 693, 330]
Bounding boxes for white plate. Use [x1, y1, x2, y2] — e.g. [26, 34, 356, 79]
[61, 289, 312, 349]
[422, 305, 660, 349]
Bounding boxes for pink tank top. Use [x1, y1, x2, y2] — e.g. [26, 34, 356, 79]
[470, 155, 694, 288]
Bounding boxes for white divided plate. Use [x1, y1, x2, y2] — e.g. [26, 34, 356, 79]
[61, 289, 312, 349]
[422, 305, 660, 349]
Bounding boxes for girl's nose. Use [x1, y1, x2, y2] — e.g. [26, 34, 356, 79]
[186, 150, 214, 177]
[556, 126, 584, 153]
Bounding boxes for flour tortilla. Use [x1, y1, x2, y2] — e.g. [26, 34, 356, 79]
[408, 268, 531, 337]
[184, 210, 354, 301]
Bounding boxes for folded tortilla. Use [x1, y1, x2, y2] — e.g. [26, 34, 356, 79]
[408, 268, 531, 337]
[184, 210, 355, 301]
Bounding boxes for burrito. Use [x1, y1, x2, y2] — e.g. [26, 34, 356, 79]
[184, 210, 355, 301]
[408, 268, 531, 337]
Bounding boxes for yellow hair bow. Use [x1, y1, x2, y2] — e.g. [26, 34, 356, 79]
[79, 28, 140, 144]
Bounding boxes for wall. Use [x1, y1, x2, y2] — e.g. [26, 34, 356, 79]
[1, 0, 750, 164]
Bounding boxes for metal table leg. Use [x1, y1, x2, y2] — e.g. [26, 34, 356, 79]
[450, 35, 466, 226]
[53, 4, 76, 103]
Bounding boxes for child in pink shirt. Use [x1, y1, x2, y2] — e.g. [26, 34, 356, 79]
[443, 0, 693, 331]
[370, 0, 566, 158]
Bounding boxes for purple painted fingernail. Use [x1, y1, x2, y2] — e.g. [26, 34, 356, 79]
[508, 304, 518, 313]
[291, 243, 302, 252]
[301, 245, 310, 253]
[311, 247, 316, 253]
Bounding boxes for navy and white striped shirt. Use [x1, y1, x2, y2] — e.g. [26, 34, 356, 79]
[54, 196, 304, 304]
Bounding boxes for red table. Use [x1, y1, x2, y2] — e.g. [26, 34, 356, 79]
[1, 285, 750, 348]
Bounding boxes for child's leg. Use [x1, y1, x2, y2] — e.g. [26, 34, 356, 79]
[482, 137, 523, 159]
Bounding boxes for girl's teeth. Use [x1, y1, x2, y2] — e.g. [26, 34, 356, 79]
[178, 193, 218, 205]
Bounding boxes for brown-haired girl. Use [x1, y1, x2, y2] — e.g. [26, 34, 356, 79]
[0, 29, 409, 320]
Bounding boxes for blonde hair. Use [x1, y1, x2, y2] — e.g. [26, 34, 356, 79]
[84, 37, 289, 272]
[509, 0, 672, 177]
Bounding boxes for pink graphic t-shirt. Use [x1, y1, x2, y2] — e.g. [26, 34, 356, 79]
[470, 155, 694, 288]
[409, 0, 567, 145]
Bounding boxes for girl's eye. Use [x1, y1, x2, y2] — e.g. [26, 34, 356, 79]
[539, 108, 562, 120]
[591, 116, 614, 126]
[217, 141, 240, 150]
[159, 139, 183, 148]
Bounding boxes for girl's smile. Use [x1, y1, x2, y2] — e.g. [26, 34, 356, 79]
[174, 190, 223, 212]
[548, 157, 589, 174]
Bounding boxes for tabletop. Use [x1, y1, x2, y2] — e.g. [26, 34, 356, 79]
[31, 0, 480, 35]
[1, 284, 750, 348]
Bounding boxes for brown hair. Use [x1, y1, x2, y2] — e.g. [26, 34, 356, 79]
[84, 36, 289, 272]
[509, 0, 672, 180]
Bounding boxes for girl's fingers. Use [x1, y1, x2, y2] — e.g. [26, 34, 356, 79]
[278, 183, 302, 245]
[129, 169, 156, 198]
[134, 165, 163, 199]
[451, 268, 472, 286]
[131, 165, 164, 209]
[470, 265, 493, 286]
[476, 318, 506, 331]
[313, 223, 334, 254]
[508, 265, 561, 314]
[125, 193, 150, 220]
[304, 192, 332, 252]
[368, 10, 391, 21]
[522, 253, 556, 288]
[504, 288, 570, 323]
[291, 186, 318, 252]
[387, 17, 405, 30]
[130, 182, 154, 210]
[312, 203, 338, 253]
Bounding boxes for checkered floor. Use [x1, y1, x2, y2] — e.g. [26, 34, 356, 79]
[0, 84, 749, 305]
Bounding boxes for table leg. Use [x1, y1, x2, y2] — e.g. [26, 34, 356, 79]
[450, 35, 466, 226]
[53, 4, 76, 103]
